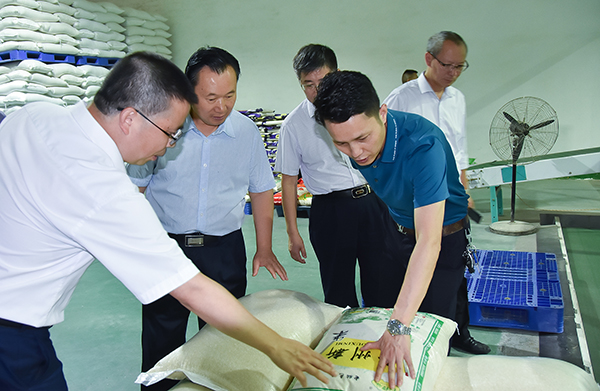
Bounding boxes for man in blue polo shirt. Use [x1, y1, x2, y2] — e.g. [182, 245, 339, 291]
[314, 70, 470, 389]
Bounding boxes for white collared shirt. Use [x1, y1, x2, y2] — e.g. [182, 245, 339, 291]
[0, 102, 198, 327]
[384, 73, 469, 170]
[274, 99, 366, 195]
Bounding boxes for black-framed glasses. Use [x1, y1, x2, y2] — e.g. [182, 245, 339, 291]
[118, 107, 183, 146]
[429, 52, 469, 72]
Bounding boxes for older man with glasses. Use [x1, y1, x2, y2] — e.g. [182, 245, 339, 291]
[384, 31, 489, 355]
[119, 107, 184, 146]
[0, 51, 334, 391]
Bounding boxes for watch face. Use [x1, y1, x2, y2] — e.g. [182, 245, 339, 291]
[387, 319, 411, 335]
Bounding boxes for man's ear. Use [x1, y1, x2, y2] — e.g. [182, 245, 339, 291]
[425, 51, 433, 67]
[379, 104, 388, 125]
[119, 107, 136, 136]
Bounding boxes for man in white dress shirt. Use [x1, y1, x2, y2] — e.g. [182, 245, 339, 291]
[384, 31, 489, 355]
[0, 51, 335, 390]
[275, 44, 403, 309]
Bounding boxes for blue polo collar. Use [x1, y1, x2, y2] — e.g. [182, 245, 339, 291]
[379, 112, 400, 164]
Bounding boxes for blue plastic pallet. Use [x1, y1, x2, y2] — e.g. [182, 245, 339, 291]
[75, 56, 120, 67]
[466, 250, 564, 333]
[0, 50, 75, 64]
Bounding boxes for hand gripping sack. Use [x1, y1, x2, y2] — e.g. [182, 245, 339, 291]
[288, 307, 456, 391]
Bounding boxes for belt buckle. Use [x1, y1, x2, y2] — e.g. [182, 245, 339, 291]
[185, 234, 204, 247]
[351, 185, 369, 199]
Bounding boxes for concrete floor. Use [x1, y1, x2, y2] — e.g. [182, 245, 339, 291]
[50, 178, 600, 390]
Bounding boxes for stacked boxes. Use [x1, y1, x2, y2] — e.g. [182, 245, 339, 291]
[466, 249, 564, 333]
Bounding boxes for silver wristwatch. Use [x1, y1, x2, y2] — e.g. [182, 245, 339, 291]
[387, 318, 411, 336]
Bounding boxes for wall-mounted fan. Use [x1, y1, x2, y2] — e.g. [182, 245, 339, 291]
[488, 96, 559, 235]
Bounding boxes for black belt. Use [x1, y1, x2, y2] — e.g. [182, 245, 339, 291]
[0, 318, 49, 330]
[397, 216, 469, 237]
[318, 184, 372, 199]
[168, 231, 235, 248]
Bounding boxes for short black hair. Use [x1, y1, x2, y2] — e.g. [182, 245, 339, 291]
[313, 70, 380, 126]
[184, 46, 241, 86]
[293, 44, 337, 79]
[94, 51, 197, 116]
[402, 69, 418, 83]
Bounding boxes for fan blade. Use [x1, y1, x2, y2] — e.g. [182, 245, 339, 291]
[512, 136, 526, 161]
[529, 119, 555, 130]
[503, 111, 519, 125]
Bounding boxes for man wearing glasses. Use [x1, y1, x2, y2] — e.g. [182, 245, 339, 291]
[385, 31, 471, 200]
[0, 52, 334, 390]
[127, 46, 284, 391]
[384, 31, 489, 354]
[121, 107, 184, 146]
[275, 44, 403, 309]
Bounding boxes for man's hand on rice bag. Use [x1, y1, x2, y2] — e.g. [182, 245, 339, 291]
[270, 338, 337, 386]
[362, 332, 416, 389]
[171, 272, 336, 387]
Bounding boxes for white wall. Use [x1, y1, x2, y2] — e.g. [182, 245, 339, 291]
[97, 0, 600, 165]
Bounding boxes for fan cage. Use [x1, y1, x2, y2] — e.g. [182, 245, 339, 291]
[489, 96, 559, 162]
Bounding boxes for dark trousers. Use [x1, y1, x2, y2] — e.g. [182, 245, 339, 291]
[396, 227, 468, 321]
[454, 224, 473, 341]
[455, 276, 472, 339]
[309, 192, 405, 308]
[0, 321, 68, 391]
[141, 229, 247, 391]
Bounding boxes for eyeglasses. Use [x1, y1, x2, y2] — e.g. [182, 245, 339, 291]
[429, 52, 469, 72]
[118, 107, 183, 146]
[301, 83, 318, 92]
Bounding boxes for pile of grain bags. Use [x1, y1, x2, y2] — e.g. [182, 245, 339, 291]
[122, 7, 172, 59]
[0, 60, 113, 114]
[0, 0, 80, 55]
[0, 60, 67, 114]
[72, 0, 127, 59]
[0, 0, 172, 113]
[136, 290, 345, 391]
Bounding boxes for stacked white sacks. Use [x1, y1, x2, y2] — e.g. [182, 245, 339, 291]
[0, 0, 171, 114]
[72, 0, 126, 59]
[122, 7, 172, 59]
[0, 0, 80, 55]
